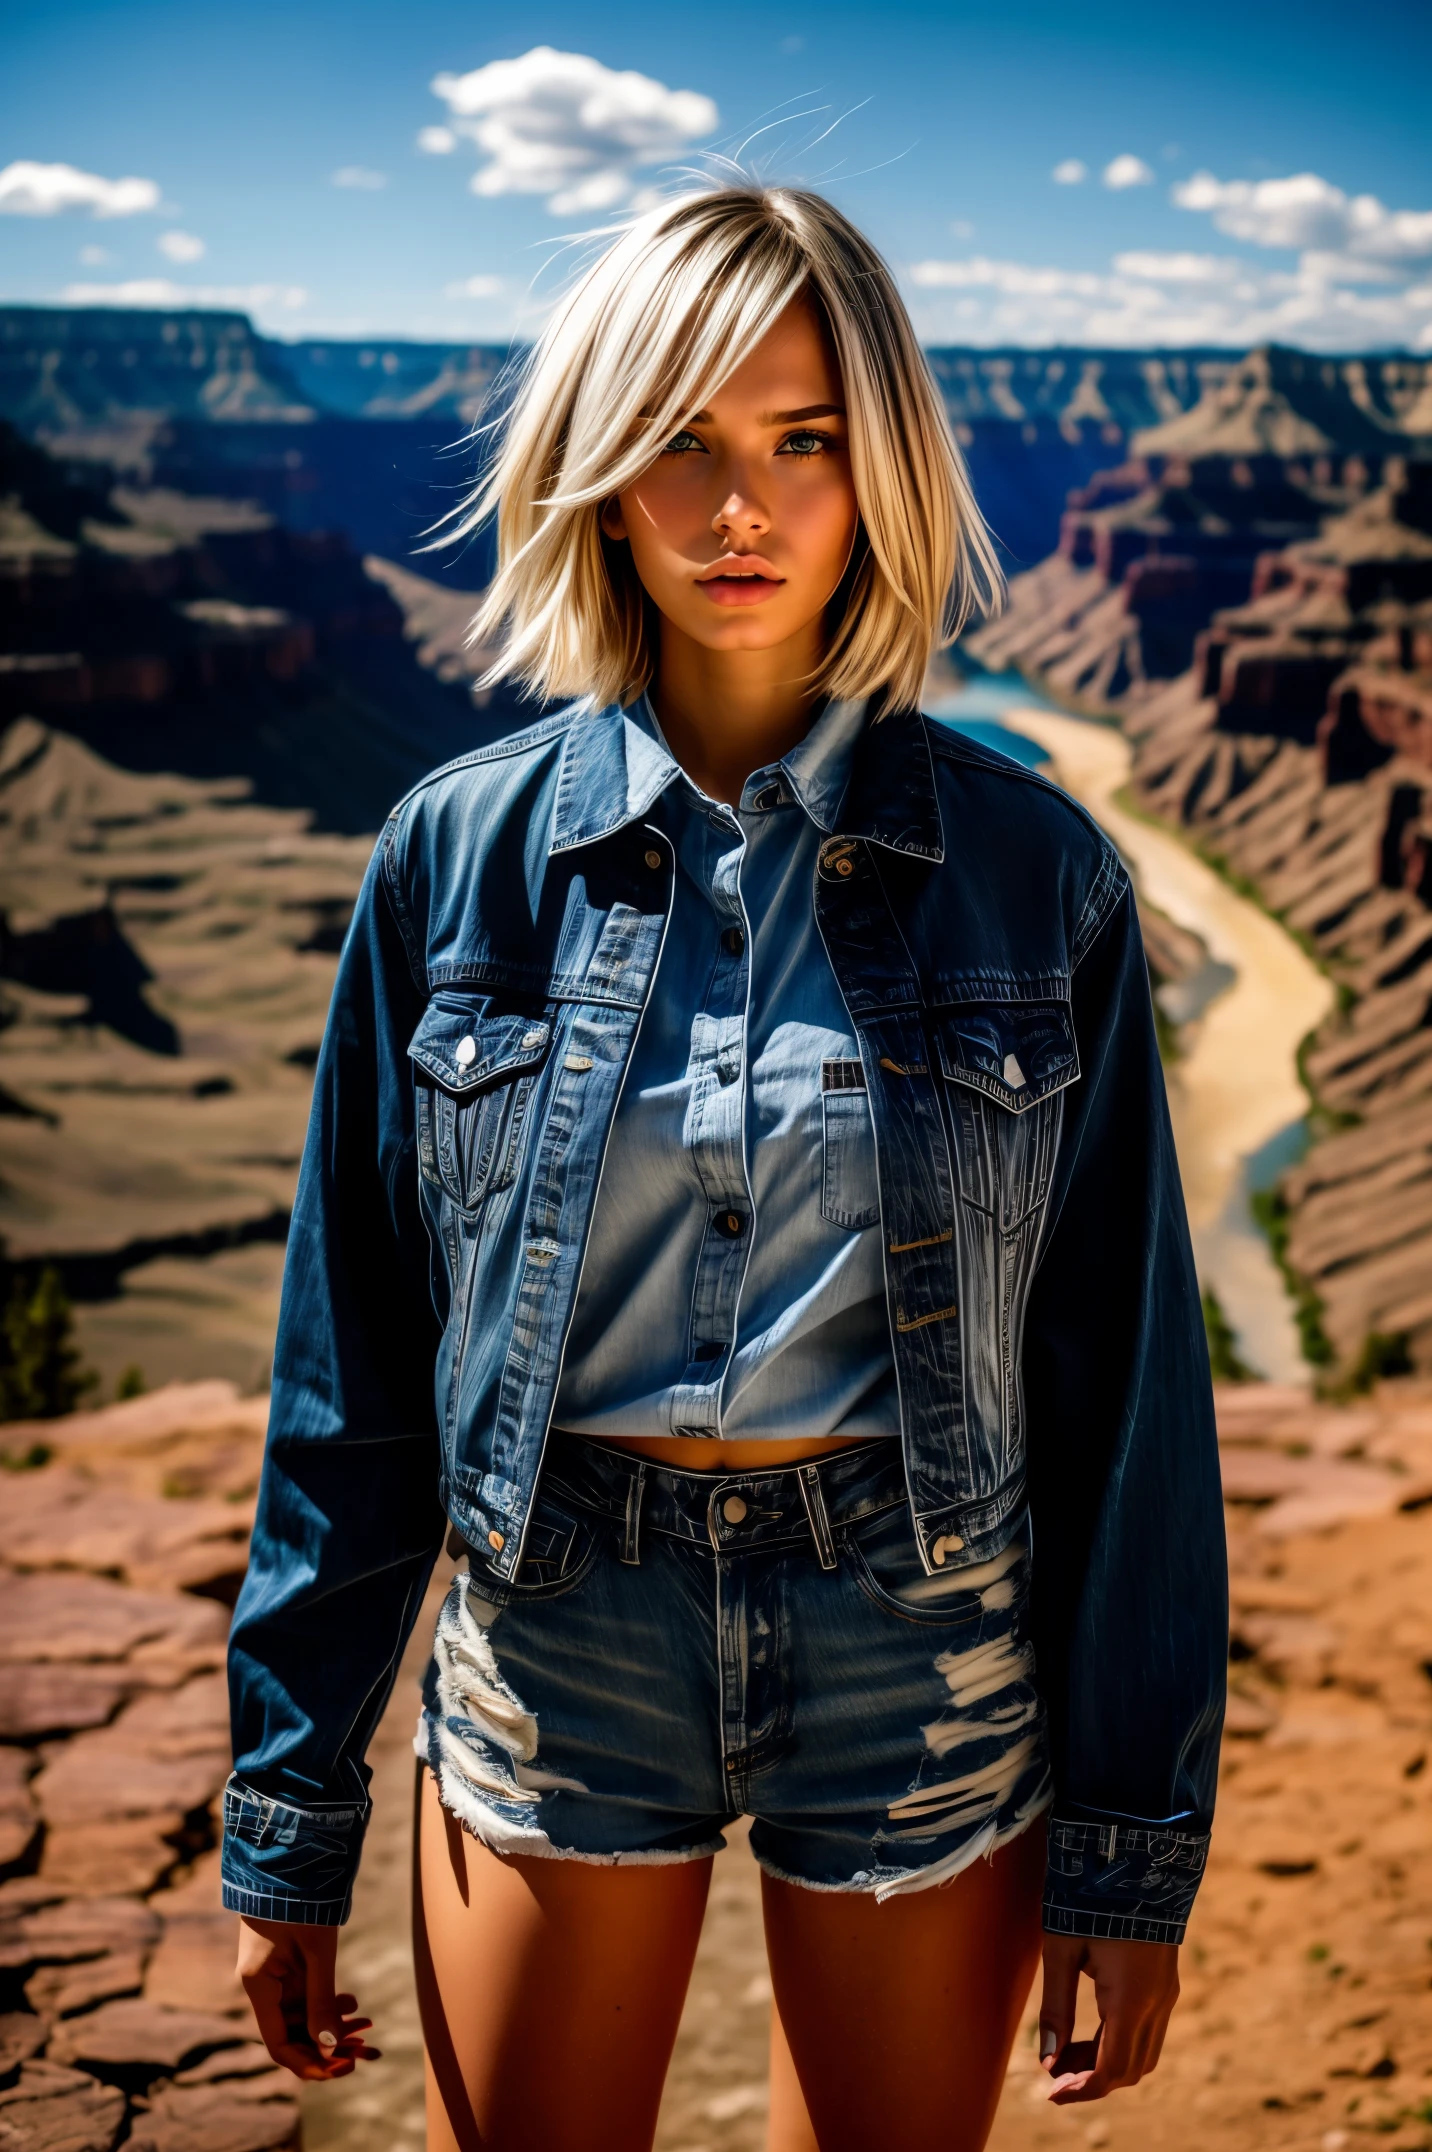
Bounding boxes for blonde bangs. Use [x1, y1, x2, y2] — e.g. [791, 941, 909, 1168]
[458, 184, 1003, 713]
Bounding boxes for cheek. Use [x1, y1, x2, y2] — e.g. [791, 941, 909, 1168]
[783, 467, 860, 572]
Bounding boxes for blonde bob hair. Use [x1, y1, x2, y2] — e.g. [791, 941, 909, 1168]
[459, 183, 1003, 713]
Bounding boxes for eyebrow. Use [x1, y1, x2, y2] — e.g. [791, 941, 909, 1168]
[683, 403, 847, 425]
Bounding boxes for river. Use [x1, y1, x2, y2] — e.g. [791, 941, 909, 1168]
[929, 675, 1334, 1384]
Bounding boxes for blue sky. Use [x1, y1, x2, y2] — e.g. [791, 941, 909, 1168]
[2, 0, 1430, 349]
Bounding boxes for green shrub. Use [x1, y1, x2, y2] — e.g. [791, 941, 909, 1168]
[1203, 1287, 1253, 1382]
[0, 1266, 98, 1421]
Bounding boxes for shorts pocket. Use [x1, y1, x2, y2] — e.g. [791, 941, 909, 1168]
[846, 1503, 996, 1625]
[463, 1489, 603, 1604]
[821, 1061, 880, 1230]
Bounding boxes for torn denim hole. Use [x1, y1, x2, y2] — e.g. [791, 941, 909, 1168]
[419, 1572, 587, 1856]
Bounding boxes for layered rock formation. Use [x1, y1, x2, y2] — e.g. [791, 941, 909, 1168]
[971, 354, 1432, 1375]
[0, 424, 517, 1391]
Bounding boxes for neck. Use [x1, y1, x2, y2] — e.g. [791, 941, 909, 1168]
[648, 623, 826, 805]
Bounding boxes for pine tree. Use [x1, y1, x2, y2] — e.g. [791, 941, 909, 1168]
[0, 1266, 98, 1420]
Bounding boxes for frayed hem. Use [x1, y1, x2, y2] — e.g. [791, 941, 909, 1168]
[419, 1751, 725, 1868]
[753, 1785, 1053, 1901]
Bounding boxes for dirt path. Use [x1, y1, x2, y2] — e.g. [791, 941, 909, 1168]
[994, 705, 1334, 1384]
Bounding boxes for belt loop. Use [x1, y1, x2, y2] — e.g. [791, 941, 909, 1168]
[797, 1463, 838, 1572]
[620, 1461, 647, 1566]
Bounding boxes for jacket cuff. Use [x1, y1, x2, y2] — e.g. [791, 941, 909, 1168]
[220, 1775, 369, 1927]
[1041, 1814, 1209, 1947]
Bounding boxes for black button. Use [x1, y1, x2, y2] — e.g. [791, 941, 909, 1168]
[712, 1210, 746, 1239]
[722, 926, 745, 957]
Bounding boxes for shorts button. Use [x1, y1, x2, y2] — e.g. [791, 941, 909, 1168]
[723, 1495, 748, 1524]
[644, 847, 662, 870]
[487, 1529, 505, 1552]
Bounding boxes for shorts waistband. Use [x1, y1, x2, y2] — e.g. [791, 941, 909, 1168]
[538, 1430, 908, 1569]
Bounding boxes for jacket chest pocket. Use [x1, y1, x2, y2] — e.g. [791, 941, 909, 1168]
[409, 999, 552, 1214]
[821, 1059, 880, 1230]
[935, 1001, 1079, 1231]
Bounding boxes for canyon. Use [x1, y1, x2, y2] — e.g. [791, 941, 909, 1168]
[970, 345, 1432, 1381]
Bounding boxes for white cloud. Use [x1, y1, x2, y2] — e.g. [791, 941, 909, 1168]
[158, 230, 205, 263]
[0, 160, 159, 217]
[906, 250, 1432, 352]
[60, 278, 308, 312]
[417, 125, 457, 154]
[1174, 168, 1432, 263]
[1051, 159, 1087, 186]
[1103, 154, 1154, 190]
[429, 45, 718, 215]
[332, 166, 388, 190]
[1112, 251, 1243, 283]
[445, 274, 504, 298]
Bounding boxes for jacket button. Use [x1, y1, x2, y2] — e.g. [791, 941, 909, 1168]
[722, 926, 745, 957]
[712, 1210, 745, 1238]
[644, 847, 662, 870]
[455, 1036, 477, 1067]
[488, 1529, 505, 1552]
[722, 1494, 748, 1524]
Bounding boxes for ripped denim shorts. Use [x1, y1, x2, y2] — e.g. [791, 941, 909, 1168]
[417, 1431, 1052, 1898]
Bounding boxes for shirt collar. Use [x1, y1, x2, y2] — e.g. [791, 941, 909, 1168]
[549, 692, 943, 861]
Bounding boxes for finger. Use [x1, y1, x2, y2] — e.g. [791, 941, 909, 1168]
[1038, 1943, 1082, 2073]
[245, 1974, 355, 2081]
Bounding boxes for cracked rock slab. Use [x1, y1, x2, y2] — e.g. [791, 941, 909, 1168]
[0, 2061, 125, 2152]
[125, 2080, 300, 2152]
[47, 1999, 247, 2072]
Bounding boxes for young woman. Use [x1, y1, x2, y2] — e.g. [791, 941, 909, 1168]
[225, 185, 1226, 2152]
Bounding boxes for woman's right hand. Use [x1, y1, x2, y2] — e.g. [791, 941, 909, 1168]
[236, 1915, 380, 2081]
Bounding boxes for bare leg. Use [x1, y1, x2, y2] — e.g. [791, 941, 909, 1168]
[414, 1766, 713, 2152]
[768, 2003, 820, 2152]
[761, 1823, 1045, 2152]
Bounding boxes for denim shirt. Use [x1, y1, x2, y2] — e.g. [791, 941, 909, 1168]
[555, 694, 897, 1443]
[224, 696, 1226, 1945]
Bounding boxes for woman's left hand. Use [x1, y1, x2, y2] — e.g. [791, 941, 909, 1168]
[1037, 1934, 1180, 2102]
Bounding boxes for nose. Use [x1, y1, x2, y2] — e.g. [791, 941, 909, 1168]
[712, 485, 770, 544]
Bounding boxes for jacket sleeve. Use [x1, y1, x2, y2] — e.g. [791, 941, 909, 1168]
[223, 826, 446, 1925]
[1023, 866, 1227, 1947]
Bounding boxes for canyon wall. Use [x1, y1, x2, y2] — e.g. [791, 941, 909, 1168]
[970, 347, 1432, 1376]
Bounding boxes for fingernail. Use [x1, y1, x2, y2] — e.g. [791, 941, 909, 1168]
[1040, 2031, 1058, 2060]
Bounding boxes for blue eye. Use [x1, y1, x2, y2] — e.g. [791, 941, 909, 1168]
[663, 429, 705, 455]
[779, 430, 831, 457]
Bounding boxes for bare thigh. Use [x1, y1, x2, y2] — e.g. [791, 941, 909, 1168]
[762, 1823, 1046, 2152]
[414, 1765, 712, 2152]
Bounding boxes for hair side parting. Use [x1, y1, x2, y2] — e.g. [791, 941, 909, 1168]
[453, 184, 1004, 713]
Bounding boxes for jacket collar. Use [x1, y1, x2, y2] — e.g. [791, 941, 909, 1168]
[549, 695, 944, 863]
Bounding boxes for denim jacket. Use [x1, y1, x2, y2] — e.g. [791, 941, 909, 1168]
[224, 698, 1227, 1944]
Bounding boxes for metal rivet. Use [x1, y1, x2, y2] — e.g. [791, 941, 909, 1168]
[644, 847, 662, 870]
[931, 1532, 964, 1565]
[723, 1495, 748, 1524]
[521, 1027, 547, 1049]
[930, 1542, 946, 1568]
[455, 1035, 477, 1067]
[487, 1529, 505, 1552]
[564, 1053, 594, 1071]
[835, 856, 854, 876]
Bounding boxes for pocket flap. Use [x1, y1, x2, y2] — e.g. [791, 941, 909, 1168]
[408, 1001, 551, 1096]
[935, 1002, 1079, 1114]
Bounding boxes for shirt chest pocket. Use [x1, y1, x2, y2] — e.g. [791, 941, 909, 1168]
[934, 1001, 1080, 1230]
[820, 1058, 880, 1231]
[409, 999, 552, 1214]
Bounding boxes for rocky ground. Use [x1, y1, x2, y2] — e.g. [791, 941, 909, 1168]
[3, 1378, 1432, 2151]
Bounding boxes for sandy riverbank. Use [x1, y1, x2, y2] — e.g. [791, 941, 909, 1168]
[994, 705, 1335, 1384]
